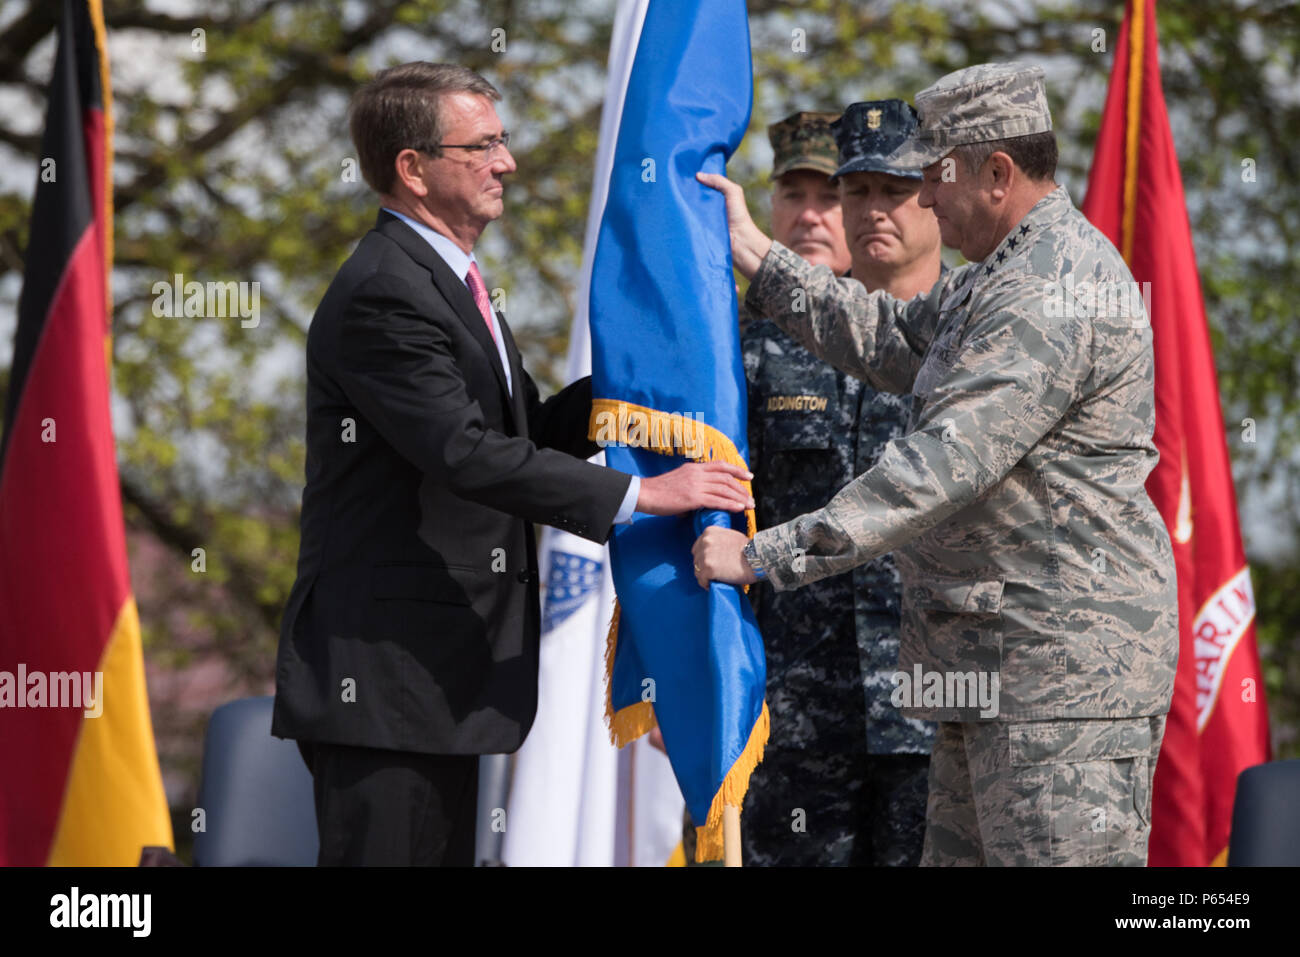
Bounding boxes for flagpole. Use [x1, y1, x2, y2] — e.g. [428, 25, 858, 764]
[723, 804, 742, 866]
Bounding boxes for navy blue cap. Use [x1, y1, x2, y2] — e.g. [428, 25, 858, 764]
[830, 100, 923, 182]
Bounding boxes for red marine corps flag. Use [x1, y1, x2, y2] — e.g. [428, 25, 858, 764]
[0, 0, 173, 864]
[1082, 0, 1272, 866]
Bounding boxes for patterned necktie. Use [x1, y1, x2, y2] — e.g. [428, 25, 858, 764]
[464, 262, 498, 343]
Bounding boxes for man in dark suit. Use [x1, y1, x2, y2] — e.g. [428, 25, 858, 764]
[272, 62, 752, 866]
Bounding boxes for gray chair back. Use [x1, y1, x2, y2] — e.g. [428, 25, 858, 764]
[1227, 759, 1300, 866]
[194, 696, 318, 866]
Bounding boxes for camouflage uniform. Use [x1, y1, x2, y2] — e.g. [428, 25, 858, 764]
[740, 316, 935, 867]
[745, 65, 1179, 867]
[713, 108, 935, 867]
[924, 714, 1166, 865]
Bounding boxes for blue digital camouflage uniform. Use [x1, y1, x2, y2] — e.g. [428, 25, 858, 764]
[738, 310, 935, 867]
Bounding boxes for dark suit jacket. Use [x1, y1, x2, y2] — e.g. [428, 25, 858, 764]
[272, 210, 630, 755]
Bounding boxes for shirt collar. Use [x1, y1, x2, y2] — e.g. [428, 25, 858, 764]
[977, 184, 1073, 279]
[381, 207, 477, 281]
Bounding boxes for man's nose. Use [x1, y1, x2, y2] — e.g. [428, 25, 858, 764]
[865, 197, 891, 219]
[795, 203, 823, 224]
[494, 146, 518, 174]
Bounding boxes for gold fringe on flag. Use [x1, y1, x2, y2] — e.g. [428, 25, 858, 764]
[602, 602, 657, 746]
[694, 701, 769, 863]
[591, 397, 769, 861]
[1120, 0, 1145, 264]
[87, 0, 113, 308]
[588, 398, 755, 537]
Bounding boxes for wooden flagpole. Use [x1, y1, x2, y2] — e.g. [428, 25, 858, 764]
[723, 804, 742, 867]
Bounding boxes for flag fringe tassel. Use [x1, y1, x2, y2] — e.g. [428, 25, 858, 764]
[602, 602, 658, 745]
[592, 396, 768, 863]
[588, 398, 755, 537]
[603, 595, 770, 862]
[87, 0, 114, 306]
[694, 700, 768, 863]
[1120, 0, 1145, 262]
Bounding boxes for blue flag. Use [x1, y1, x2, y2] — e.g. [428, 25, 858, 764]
[586, 0, 766, 863]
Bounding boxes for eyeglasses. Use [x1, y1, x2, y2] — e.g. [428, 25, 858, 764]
[415, 132, 511, 158]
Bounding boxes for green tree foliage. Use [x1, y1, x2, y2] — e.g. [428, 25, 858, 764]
[0, 1, 1296, 806]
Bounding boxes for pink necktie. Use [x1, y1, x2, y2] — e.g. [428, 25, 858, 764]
[465, 262, 498, 343]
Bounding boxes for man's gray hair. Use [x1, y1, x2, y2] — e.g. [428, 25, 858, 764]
[349, 62, 501, 194]
[950, 130, 1058, 182]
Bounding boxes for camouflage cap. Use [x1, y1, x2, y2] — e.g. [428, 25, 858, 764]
[885, 62, 1053, 169]
[768, 110, 841, 179]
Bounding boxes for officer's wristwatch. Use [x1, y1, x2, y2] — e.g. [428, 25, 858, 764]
[742, 539, 767, 581]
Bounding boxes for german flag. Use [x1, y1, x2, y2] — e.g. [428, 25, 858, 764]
[0, 0, 172, 865]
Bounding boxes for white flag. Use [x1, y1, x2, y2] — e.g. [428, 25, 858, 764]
[502, 0, 684, 868]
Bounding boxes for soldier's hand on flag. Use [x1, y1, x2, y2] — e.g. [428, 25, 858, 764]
[691, 526, 757, 588]
[636, 461, 754, 516]
[696, 171, 773, 280]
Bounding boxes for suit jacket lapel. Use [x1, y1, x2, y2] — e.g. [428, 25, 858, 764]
[374, 212, 514, 412]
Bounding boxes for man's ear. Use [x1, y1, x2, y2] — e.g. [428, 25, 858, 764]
[393, 148, 429, 197]
[987, 151, 1015, 200]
